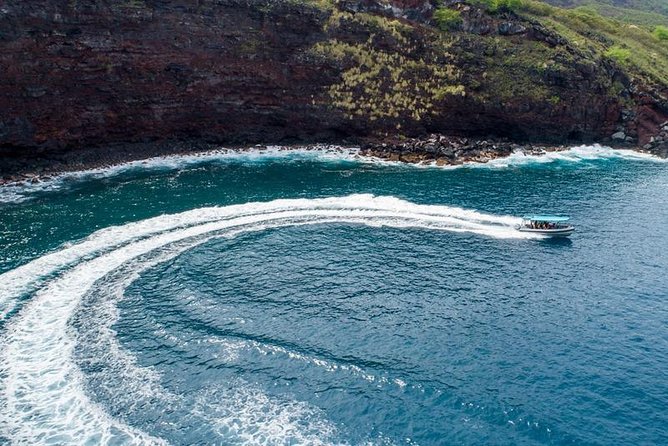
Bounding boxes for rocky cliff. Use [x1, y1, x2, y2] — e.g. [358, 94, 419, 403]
[0, 0, 667, 168]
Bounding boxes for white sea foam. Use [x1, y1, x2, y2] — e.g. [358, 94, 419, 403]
[0, 194, 536, 444]
[474, 144, 664, 168]
[73, 238, 355, 445]
[0, 144, 663, 204]
[192, 382, 344, 445]
[0, 146, 364, 204]
[401, 144, 665, 170]
[250, 341, 406, 388]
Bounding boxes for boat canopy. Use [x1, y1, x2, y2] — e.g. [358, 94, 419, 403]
[523, 215, 570, 222]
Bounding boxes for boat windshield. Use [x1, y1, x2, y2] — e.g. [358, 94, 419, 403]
[523, 215, 569, 222]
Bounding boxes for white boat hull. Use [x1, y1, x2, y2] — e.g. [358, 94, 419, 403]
[516, 226, 575, 237]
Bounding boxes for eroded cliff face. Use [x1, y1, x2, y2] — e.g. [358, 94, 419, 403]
[0, 0, 666, 160]
[0, 0, 345, 152]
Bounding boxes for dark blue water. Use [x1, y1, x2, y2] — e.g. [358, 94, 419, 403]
[0, 147, 667, 445]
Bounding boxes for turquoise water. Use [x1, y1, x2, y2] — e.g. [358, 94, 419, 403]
[1, 146, 667, 445]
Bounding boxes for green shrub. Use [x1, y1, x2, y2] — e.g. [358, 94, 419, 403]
[604, 45, 631, 65]
[517, 0, 553, 16]
[572, 6, 598, 17]
[472, 0, 496, 12]
[472, 0, 522, 13]
[654, 25, 668, 41]
[433, 8, 462, 31]
[497, 0, 522, 12]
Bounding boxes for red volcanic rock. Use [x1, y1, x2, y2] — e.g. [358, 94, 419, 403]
[634, 97, 668, 145]
[0, 0, 345, 153]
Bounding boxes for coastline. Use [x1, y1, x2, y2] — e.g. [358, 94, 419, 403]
[360, 135, 576, 166]
[0, 134, 664, 188]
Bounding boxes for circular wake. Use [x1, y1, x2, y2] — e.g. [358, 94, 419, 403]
[0, 194, 534, 444]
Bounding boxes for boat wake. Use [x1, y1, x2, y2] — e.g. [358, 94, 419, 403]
[0, 194, 532, 445]
[0, 144, 664, 204]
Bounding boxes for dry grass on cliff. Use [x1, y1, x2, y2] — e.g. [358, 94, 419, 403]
[311, 38, 464, 123]
[310, 10, 465, 125]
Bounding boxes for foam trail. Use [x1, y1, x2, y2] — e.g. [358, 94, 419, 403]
[192, 382, 344, 445]
[74, 224, 391, 445]
[0, 194, 533, 444]
[0, 216, 355, 443]
[71, 234, 346, 444]
[0, 194, 529, 319]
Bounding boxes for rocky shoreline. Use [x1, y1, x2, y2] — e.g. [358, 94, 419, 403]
[0, 140, 222, 186]
[360, 135, 568, 166]
[1, 0, 667, 185]
[639, 121, 668, 158]
[360, 133, 668, 165]
[1, 132, 666, 188]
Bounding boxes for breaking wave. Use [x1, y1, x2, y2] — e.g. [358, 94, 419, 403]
[473, 145, 663, 168]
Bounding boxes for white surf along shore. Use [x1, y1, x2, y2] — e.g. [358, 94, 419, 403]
[0, 144, 663, 205]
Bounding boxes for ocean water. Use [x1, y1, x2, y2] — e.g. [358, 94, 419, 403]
[0, 146, 667, 445]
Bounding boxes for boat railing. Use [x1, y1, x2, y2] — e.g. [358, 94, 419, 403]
[523, 221, 572, 229]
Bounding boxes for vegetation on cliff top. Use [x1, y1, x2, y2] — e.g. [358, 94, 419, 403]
[542, 0, 668, 21]
[517, 0, 668, 87]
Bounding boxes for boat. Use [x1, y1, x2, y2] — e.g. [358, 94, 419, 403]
[516, 215, 575, 237]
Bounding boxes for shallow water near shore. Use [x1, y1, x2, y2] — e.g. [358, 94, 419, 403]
[0, 146, 667, 445]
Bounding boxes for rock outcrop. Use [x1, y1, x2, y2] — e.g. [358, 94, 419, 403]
[360, 133, 567, 165]
[641, 121, 668, 158]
